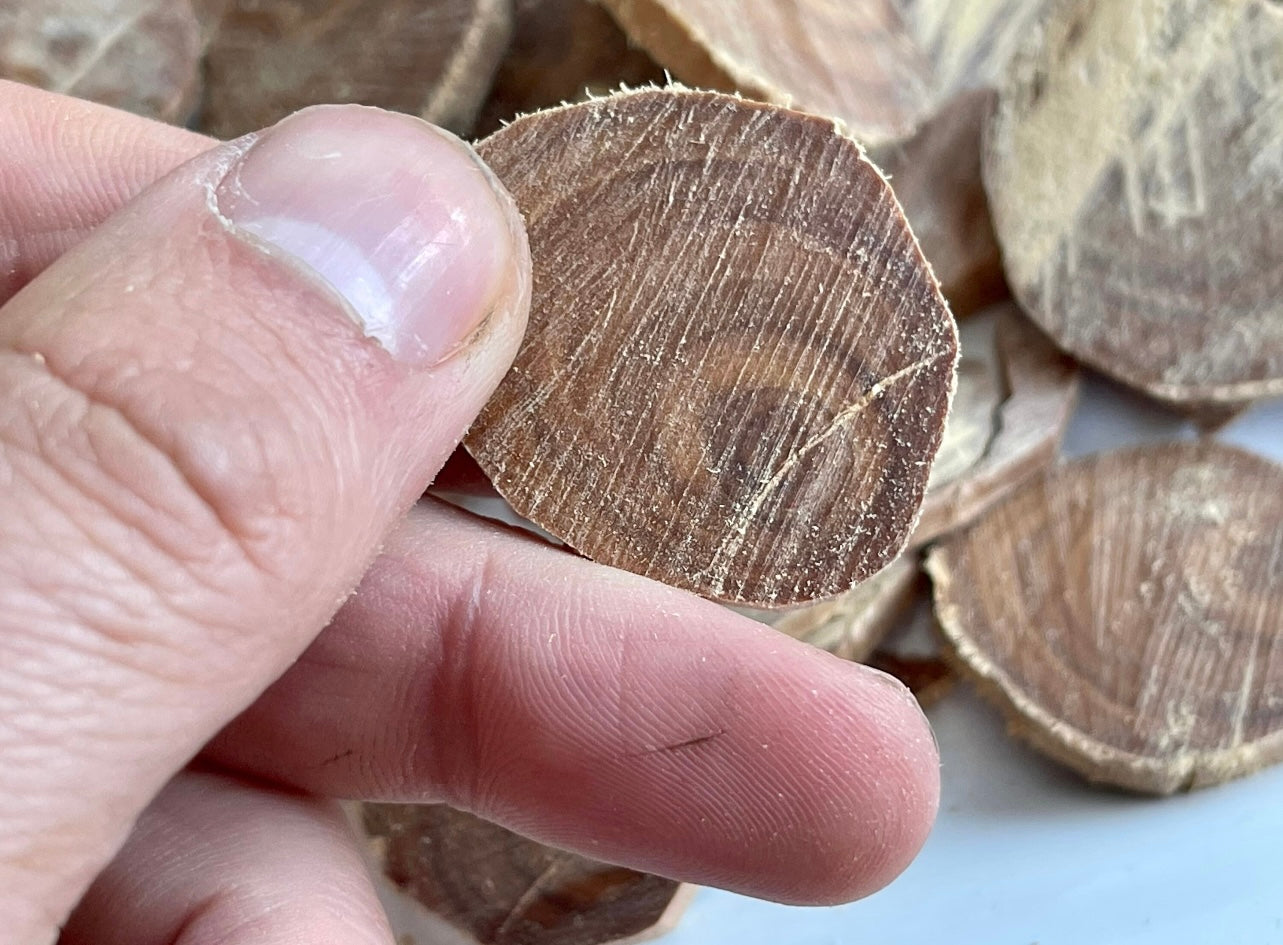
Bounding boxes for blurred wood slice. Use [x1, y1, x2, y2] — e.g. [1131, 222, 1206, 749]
[595, 0, 932, 146]
[733, 555, 921, 662]
[872, 88, 1006, 316]
[927, 442, 1283, 794]
[0, 0, 203, 123]
[870, 651, 954, 708]
[363, 804, 692, 945]
[474, 0, 666, 137]
[984, 0, 1283, 408]
[201, 0, 512, 139]
[912, 303, 1078, 545]
[467, 88, 958, 607]
[894, 0, 1052, 100]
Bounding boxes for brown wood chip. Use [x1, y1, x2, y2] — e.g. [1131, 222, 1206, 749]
[912, 303, 1078, 545]
[733, 555, 922, 662]
[200, 0, 512, 139]
[467, 88, 958, 607]
[984, 0, 1283, 408]
[363, 804, 691, 945]
[872, 88, 1007, 317]
[474, 0, 666, 137]
[0, 0, 203, 123]
[596, 0, 932, 146]
[928, 441, 1283, 794]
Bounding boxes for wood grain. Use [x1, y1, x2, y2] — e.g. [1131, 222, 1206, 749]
[872, 88, 1006, 317]
[984, 0, 1283, 408]
[467, 88, 958, 607]
[595, 0, 932, 146]
[928, 442, 1283, 794]
[0, 0, 203, 123]
[474, 0, 666, 137]
[912, 303, 1078, 545]
[895, 0, 1052, 101]
[200, 0, 512, 139]
[734, 555, 921, 662]
[363, 804, 691, 945]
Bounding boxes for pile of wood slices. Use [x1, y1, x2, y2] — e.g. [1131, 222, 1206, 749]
[9, 0, 1280, 941]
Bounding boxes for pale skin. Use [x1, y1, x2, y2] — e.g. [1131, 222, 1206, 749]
[0, 80, 939, 944]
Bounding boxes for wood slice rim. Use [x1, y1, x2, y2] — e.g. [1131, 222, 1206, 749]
[468, 87, 958, 607]
[928, 441, 1283, 794]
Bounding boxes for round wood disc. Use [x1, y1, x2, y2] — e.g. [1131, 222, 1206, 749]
[363, 804, 690, 945]
[0, 0, 203, 124]
[927, 442, 1283, 794]
[596, 0, 932, 146]
[201, 0, 512, 139]
[984, 0, 1283, 408]
[467, 88, 957, 607]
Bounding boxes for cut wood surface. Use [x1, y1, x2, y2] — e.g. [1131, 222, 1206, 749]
[734, 555, 921, 662]
[984, 0, 1283, 408]
[895, 0, 1052, 100]
[596, 0, 932, 146]
[467, 88, 958, 607]
[475, 0, 665, 137]
[912, 303, 1078, 545]
[928, 442, 1283, 794]
[363, 804, 691, 945]
[0, 0, 203, 123]
[872, 88, 1005, 316]
[201, 0, 512, 139]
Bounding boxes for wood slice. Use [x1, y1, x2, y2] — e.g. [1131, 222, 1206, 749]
[927, 442, 1283, 794]
[895, 0, 1052, 100]
[595, 0, 932, 146]
[912, 303, 1078, 545]
[467, 88, 958, 607]
[201, 0, 513, 139]
[872, 88, 1006, 317]
[0, 0, 203, 124]
[363, 804, 691, 945]
[733, 555, 921, 662]
[474, 0, 666, 137]
[984, 0, 1283, 408]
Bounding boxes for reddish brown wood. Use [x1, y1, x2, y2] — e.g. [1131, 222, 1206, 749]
[928, 442, 1283, 794]
[363, 804, 691, 945]
[0, 0, 203, 123]
[467, 88, 957, 607]
[596, 0, 932, 146]
[201, 0, 512, 139]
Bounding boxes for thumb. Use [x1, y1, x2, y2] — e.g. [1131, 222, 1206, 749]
[0, 105, 528, 940]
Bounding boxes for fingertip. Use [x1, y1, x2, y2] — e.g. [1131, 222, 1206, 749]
[782, 659, 940, 904]
[681, 638, 939, 905]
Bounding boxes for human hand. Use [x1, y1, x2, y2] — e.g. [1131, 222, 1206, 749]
[0, 81, 939, 945]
